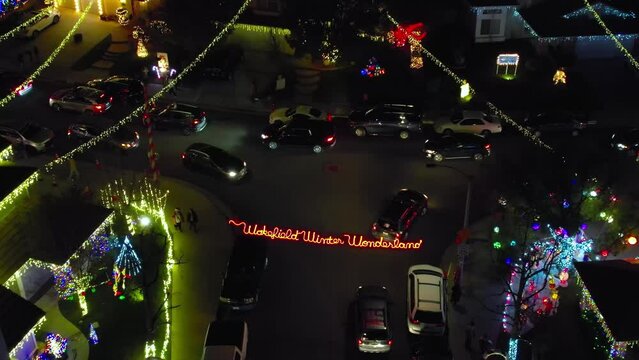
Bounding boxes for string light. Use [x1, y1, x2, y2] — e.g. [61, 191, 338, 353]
[225, 22, 291, 35]
[8, 316, 47, 358]
[0, 10, 48, 44]
[0, 172, 40, 215]
[512, 10, 539, 38]
[385, 12, 554, 152]
[564, 3, 636, 20]
[582, 0, 639, 71]
[0, 0, 94, 110]
[0, 144, 13, 162]
[44, 0, 251, 175]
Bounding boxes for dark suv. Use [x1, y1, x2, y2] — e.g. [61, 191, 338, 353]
[524, 111, 592, 137]
[423, 133, 491, 162]
[372, 189, 428, 241]
[147, 102, 207, 135]
[355, 286, 393, 353]
[219, 236, 268, 311]
[86, 76, 145, 104]
[349, 103, 423, 139]
[260, 119, 336, 154]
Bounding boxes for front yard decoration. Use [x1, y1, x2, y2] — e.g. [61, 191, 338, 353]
[553, 68, 567, 85]
[387, 22, 426, 70]
[496, 53, 520, 80]
[460, 81, 472, 102]
[41, 333, 68, 358]
[89, 323, 99, 345]
[360, 57, 385, 78]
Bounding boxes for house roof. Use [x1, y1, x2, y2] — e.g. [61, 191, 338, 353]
[0, 166, 36, 204]
[0, 285, 45, 351]
[574, 259, 639, 342]
[468, 0, 518, 7]
[0, 196, 112, 284]
[519, 0, 639, 38]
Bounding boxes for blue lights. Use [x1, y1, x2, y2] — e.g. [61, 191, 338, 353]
[513, 10, 539, 38]
[509, 338, 519, 360]
[562, 3, 636, 20]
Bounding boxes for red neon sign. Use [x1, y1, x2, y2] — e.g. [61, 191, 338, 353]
[228, 220, 423, 250]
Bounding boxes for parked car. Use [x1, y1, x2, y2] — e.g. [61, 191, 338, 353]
[147, 102, 207, 135]
[260, 118, 336, 154]
[433, 110, 502, 135]
[269, 105, 332, 125]
[0, 122, 54, 152]
[49, 86, 112, 114]
[86, 76, 145, 104]
[355, 286, 393, 353]
[181, 143, 248, 181]
[423, 133, 491, 162]
[349, 103, 423, 139]
[203, 45, 244, 80]
[610, 128, 639, 153]
[219, 236, 268, 310]
[407, 264, 447, 336]
[371, 189, 428, 242]
[201, 320, 248, 360]
[0, 71, 32, 96]
[20, 7, 60, 39]
[524, 111, 592, 137]
[67, 123, 139, 150]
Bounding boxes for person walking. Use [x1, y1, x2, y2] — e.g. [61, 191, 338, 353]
[187, 208, 199, 232]
[465, 319, 476, 353]
[172, 207, 183, 232]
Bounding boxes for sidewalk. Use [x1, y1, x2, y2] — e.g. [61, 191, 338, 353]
[37, 160, 237, 360]
[440, 216, 507, 360]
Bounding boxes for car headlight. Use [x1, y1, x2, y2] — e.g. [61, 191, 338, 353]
[219, 297, 231, 303]
[261, 134, 269, 139]
[243, 161, 247, 166]
[228, 171, 237, 177]
[424, 149, 435, 154]
[243, 297, 255, 304]
[617, 143, 628, 150]
[121, 143, 130, 148]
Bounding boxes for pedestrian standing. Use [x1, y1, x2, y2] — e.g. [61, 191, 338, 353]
[32, 45, 39, 62]
[17, 53, 24, 71]
[464, 319, 476, 353]
[172, 208, 183, 232]
[187, 208, 199, 232]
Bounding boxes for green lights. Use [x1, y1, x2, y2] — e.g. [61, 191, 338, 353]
[493, 241, 503, 249]
[0, 172, 40, 217]
[0, 145, 13, 162]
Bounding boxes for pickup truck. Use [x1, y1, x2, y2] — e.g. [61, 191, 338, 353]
[201, 320, 248, 360]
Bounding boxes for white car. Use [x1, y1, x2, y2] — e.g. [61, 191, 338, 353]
[434, 110, 502, 136]
[268, 105, 332, 124]
[407, 264, 447, 336]
[21, 7, 60, 39]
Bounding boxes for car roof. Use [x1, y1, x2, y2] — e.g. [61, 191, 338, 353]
[395, 189, 426, 202]
[409, 265, 444, 313]
[186, 143, 212, 152]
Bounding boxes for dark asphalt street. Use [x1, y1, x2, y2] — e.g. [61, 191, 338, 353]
[3, 80, 638, 360]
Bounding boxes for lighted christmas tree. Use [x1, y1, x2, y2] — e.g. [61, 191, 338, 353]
[115, 236, 142, 276]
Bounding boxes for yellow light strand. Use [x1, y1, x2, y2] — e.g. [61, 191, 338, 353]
[0, 172, 40, 218]
[9, 315, 47, 358]
[44, 0, 251, 175]
[0, 145, 13, 162]
[0, 0, 94, 110]
[385, 12, 554, 152]
[0, 10, 48, 44]
[583, 0, 639, 71]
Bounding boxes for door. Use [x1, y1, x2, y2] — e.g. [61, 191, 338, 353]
[378, 113, 400, 135]
[280, 128, 310, 146]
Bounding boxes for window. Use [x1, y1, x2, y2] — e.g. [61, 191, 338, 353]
[480, 19, 501, 36]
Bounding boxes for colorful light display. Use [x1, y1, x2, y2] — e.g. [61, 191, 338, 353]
[360, 57, 385, 77]
[8, 316, 46, 358]
[228, 219, 423, 250]
[43, 333, 68, 358]
[115, 236, 142, 276]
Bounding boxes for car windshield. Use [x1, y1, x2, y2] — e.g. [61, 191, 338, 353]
[285, 108, 296, 117]
[415, 310, 442, 323]
[362, 329, 388, 340]
[20, 123, 41, 138]
[309, 108, 321, 117]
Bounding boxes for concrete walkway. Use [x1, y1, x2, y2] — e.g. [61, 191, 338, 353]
[35, 287, 90, 360]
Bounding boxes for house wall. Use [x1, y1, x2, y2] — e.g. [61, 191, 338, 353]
[473, 6, 510, 42]
[575, 37, 636, 59]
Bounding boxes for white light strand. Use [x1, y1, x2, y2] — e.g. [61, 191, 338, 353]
[0, 10, 48, 44]
[0, 1, 94, 110]
[44, 0, 252, 174]
[583, 0, 639, 71]
[385, 12, 554, 152]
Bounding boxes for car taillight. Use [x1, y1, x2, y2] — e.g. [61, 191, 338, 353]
[201, 111, 206, 117]
[94, 104, 103, 110]
[67, 129, 72, 136]
[357, 339, 363, 345]
[325, 135, 335, 143]
[395, 232, 402, 240]
[180, 153, 186, 159]
[410, 318, 420, 324]
[484, 144, 491, 151]
[372, 223, 378, 231]
[387, 340, 393, 346]
[327, 113, 333, 122]
[192, 119, 200, 125]
[109, 96, 113, 103]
